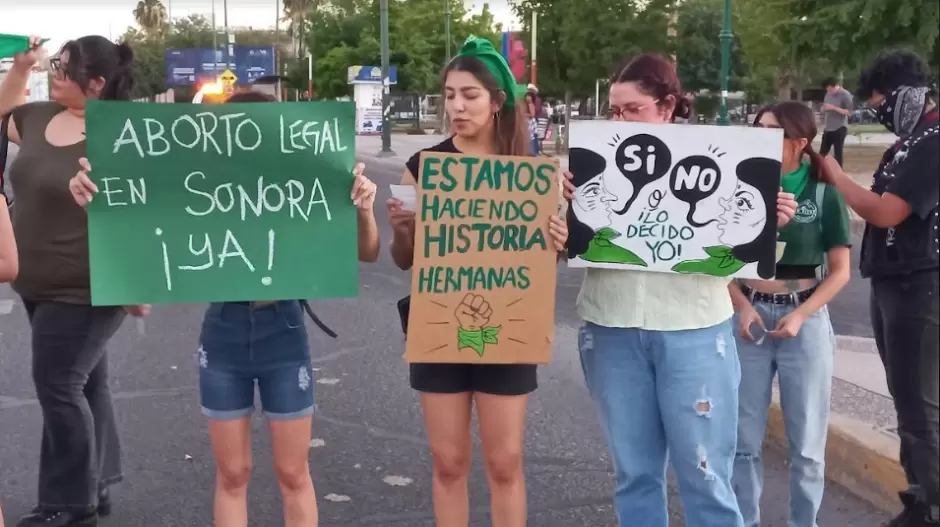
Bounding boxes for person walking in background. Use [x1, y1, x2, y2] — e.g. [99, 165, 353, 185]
[819, 77, 854, 167]
[819, 50, 939, 527]
[731, 102, 852, 527]
[387, 36, 568, 527]
[524, 90, 540, 156]
[0, 35, 149, 527]
[561, 53, 798, 527]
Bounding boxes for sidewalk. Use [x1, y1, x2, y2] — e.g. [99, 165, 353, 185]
[357, 134, 903, 514]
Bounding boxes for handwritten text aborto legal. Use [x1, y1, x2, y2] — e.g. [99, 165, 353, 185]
[84, 100, 358, 305]
[405, 153, 559, 365]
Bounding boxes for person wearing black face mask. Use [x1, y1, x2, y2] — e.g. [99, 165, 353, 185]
[819, 50, 939, 527]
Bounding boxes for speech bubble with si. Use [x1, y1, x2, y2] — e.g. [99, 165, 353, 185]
[611, 133, 672, 214]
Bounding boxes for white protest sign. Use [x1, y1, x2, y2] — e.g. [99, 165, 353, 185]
[566, 121, 783, 279]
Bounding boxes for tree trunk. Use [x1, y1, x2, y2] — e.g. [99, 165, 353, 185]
[776, 67, 792, 101]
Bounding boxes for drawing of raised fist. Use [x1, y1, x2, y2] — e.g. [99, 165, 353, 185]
[454, 293, 493, 331]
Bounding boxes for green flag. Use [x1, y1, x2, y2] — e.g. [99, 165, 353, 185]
[0, 34, 48, 60]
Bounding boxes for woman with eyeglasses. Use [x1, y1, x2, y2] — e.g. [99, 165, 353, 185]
[730, 101, 852, 527]
[561, 54, 798, 527]
[0, 35, 148, 527]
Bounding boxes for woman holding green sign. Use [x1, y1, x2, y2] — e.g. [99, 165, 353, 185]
[388, 36, 568, 527]
[1, 35, 149, 527]
[69, 89, 381, 527]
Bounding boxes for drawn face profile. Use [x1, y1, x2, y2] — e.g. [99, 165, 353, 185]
[569, 147, 616, 229]
[717, 179, 767, 247]
[572, 173, 616, 229]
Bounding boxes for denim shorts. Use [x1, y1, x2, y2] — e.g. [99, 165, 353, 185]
[198, 301, 314, 421]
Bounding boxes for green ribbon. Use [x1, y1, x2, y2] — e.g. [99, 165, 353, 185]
[671, 245, 746, 277]
[780, 161, 810, 198]
[580, 228, 648, 266]
[0, 34, 48, 61]
[455, 35, 518, 109]
[457, 326, 502, 357]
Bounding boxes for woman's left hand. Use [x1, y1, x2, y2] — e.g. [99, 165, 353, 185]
[350, 163, 377, 211]
[548, 215, 568, 252]
[776, 189, 797, 227]
[768, 310, 805, 338]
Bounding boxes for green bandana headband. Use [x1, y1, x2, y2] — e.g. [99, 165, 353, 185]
[454, 35, 518, 109]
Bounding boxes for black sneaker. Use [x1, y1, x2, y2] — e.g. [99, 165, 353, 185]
[885, 492, 939, 527]
[96, 487, 111, 517]
[16, 510, 97, 527]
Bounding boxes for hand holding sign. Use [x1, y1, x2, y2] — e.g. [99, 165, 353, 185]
[669, 155, 722, 227]
[70, 157, 99, 207]
[612, 133, 672, 214]
[350, 163, 376, 210]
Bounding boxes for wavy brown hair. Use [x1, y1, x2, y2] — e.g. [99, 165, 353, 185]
[442, 56, 530, 157]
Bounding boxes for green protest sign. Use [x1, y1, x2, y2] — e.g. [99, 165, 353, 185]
[84, 100, 358, 305]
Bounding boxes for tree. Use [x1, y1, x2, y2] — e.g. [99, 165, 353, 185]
[295, 0, 503, 99]
[133, 0, 167, 36]
[674, 0, 747, 94]
[510, 0, 675, 98]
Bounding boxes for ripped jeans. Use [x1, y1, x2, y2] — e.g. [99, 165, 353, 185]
[578, 320, 744, 527]
[731, 303, 834, 527]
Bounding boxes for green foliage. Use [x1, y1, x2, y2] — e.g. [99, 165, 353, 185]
[674, 0, 747, 93]
[301, 0, 502, 98]
[510, 0, 674, 97]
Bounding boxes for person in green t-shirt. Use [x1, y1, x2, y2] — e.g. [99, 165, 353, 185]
[726, 101, 852, 527]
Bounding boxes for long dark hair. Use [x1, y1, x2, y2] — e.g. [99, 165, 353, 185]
[729, 157, 781, 280]
[442, 56, 529, 156]
[59, 36, 134, 100]
[610, 53, 692, 122]
[763, 101, 823, 180]
[565, 147, 608, 259]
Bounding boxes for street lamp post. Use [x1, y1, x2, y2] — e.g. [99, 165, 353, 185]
[379, 0, 395, 156]
[444, 0, 451, 62]
[717, 0, 732, 126]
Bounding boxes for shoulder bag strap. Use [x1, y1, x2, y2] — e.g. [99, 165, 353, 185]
[0, 113, 10, 205]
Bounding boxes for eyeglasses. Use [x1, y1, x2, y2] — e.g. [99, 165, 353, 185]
[606, 100, 660, 120]
[49, 57, 69, 79]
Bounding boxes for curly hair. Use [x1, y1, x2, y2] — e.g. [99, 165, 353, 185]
[856, 50, 935, 99]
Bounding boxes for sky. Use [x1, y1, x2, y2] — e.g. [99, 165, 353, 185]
[0, 0, 518, 52]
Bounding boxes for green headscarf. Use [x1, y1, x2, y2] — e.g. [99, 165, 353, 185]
[454, 35, 518, 109]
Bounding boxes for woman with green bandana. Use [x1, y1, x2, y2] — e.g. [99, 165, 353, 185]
[729, 101, 852, 527]
[387, 36, 567, 527]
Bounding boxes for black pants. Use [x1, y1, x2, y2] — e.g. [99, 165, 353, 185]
[819, 126, 848, 167]
[24, 300, 126, 513]
[870, 271, 940, 510]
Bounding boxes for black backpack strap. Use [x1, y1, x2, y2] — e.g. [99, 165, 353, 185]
[300, 300, 338, 338]
[0, 113, 10, 203]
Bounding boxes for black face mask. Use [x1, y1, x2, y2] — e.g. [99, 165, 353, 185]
[876, 86, 929, 137]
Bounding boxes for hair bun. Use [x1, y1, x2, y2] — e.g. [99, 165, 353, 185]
[674, 96, 692, 120]
[116, 42, 134, 67]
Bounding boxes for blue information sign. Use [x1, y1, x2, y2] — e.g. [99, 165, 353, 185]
[165, 47, 276, 87]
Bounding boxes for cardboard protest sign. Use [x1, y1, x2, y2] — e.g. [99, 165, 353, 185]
[84, 100, 358, 305]
[406, 153, 560, 364]
[566, 121, 784, 279]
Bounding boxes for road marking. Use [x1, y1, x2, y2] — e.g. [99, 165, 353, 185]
[383, 475, 413, 487]
[324, 494, 351, 503]
[309, 438, 326, 448]
[0, 299, 14, 314]
[317, 377, 340, 385]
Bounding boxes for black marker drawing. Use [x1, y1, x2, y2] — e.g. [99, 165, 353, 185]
[611, 133, 672, 214]
[669, 154, 722, 227]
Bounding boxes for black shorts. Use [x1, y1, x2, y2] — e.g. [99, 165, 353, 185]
[409, 363, 538, 396]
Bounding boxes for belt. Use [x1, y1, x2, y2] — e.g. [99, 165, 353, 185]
[740, 284, 817, 305]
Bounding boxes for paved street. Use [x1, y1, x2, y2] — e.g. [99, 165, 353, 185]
[0, 157, 889, 526]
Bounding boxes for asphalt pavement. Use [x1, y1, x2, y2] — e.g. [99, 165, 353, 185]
[0, 157, 888, 526]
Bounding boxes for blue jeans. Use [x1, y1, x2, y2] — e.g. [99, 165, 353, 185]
[731, 301, 835, 527]
[198, 301, 315, 421]
[578, 320, 744, 527]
